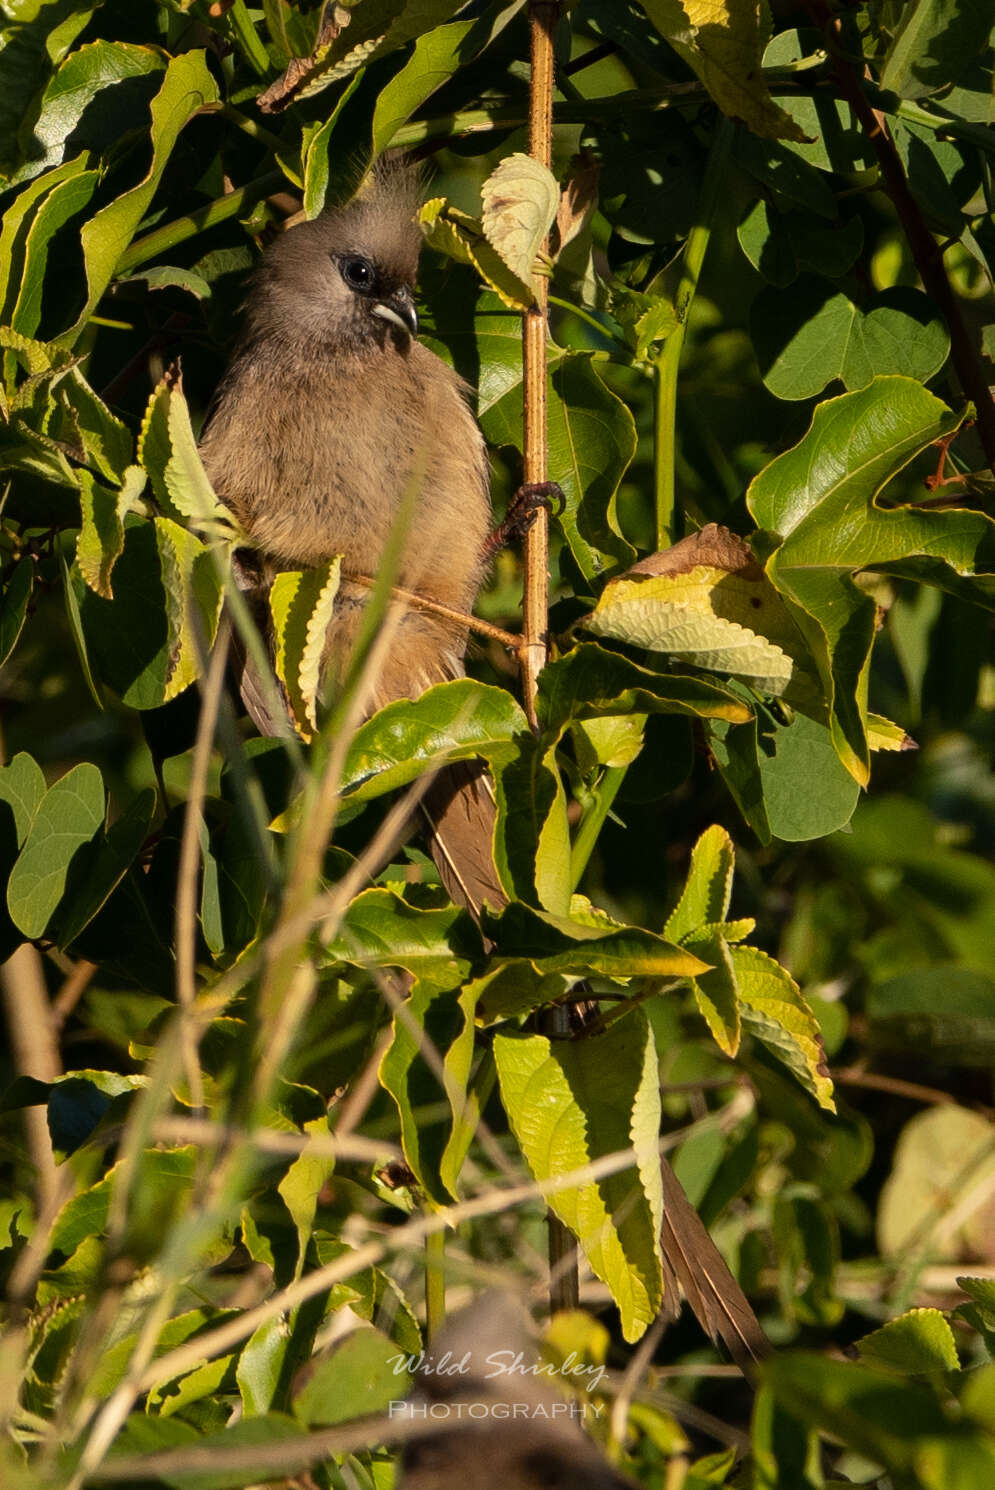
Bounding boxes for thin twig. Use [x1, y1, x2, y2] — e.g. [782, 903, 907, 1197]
[51, 957, 98, 1032]
[174, 618, 231, 1114]
[346, 572, 521, 651]
[805, 0, 995, 474]
[0, 943, 60, 1214]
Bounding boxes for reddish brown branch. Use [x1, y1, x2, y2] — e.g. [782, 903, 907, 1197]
[805, 0, 995, 474]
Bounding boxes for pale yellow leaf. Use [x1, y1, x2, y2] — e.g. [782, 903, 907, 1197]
[480, 153, 559, 296]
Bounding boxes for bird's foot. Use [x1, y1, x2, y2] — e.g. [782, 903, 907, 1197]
[484, 481, 565, 559]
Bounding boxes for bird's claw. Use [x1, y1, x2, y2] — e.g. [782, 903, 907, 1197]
[484, 481, 565, 559]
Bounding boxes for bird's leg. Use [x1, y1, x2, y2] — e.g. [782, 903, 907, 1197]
[483, 480, 565, 560]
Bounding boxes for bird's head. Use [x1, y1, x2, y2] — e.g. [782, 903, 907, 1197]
[246, 164, 424, 354]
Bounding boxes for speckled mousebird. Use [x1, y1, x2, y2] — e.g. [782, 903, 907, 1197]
[199, 164, 505, 916]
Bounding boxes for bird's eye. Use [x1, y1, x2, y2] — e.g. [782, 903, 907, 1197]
[339, 255, 375, 293]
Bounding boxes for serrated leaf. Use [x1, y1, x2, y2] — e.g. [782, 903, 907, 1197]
[856, 1309, 960, 1374]
[482, 900, 710, 980]
[420, 197, 534, 310]
[538, 643, 753, 736]
[666, 824, 735, 943]
[138, 375, 234, 536]
[7, 762, 104, 939]
[480, 152, 559, 297]
[269, 559, 342, 739]
[747, 378, 990, 783]
[584, 523, 818, 695]
[685, 928, 741, 1055]
[76, 468, 145, 599]
[733, 945, 835, 1110]
[494, 1012, 663, 1341]
[640, 0, 809, 142]
[153, 517, 225, 702]
[57, 50, 220, 346]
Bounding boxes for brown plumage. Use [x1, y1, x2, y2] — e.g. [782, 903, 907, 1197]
[199, 166, 505, 917]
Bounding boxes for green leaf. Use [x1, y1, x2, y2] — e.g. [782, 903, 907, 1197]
[278, 1116, 337, 1276]
[57, 49, 220, 346]
[270, 559, 342, 738]
[494, 1011, 663, 1341]
[72, 519, 172, 709]
[7, 761, 104, 939]
[61, 369, 133, 483]
[880, 0, 993, 100]
[0, 0, 97, 178]
[734, 945, 835, 1110]
[340, 679, 528, 802]
[685, 927, 741, 1056]
[538, 643, 753, 736]
[153, 517, 225, 702]
[301, 70, 363, 218]
[738, 200, 864, 287]
[293, 1327, 410, 1426]
[856, 1309, 960, 1374]
[76, 468, 145, 599]
[754, 711, 861, 841]
[747, 378, 989, 782]
[3, 161, 100, 338]
[0, 154, 95, 333]
[0, 557, 33, 668]
[324, 888, 480, 979]
[420, 197, 535, 310]
[665, 825, 735, 943]
[4, 39, 167, 188]
[762, 1352, 953, 1473]
[53, 787, 156, 949]
[490, 731, 568, 910]
[372, 19, 475, 155]
[752, 282, 950, 400]
[483, 899, 710, 980]
[379, 974, 472, 1206]
[0, 752, 46, 848]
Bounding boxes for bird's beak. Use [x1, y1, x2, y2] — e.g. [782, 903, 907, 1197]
[372, 285, 418, 339]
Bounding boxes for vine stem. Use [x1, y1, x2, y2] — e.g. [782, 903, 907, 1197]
[653, 114, 735, 549]
[804, 0, 995, 475]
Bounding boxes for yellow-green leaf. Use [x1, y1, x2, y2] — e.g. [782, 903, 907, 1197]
[733, 944, 835, 1111]
[419, 196, 533, 311]
[269, 559, 342, 739]
[641, 0, 809, 142]
[154, 517, 225, 702]
[585, 524, 816, 694]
